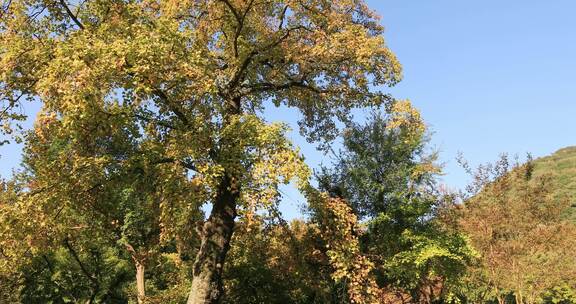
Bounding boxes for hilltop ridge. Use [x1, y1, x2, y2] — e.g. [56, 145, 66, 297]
[533, 146, 576, 200]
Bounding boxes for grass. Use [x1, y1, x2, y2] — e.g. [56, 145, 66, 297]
[532, 146, 576, 220]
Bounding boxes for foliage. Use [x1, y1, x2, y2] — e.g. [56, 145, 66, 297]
[309, 192, 381, 304]
[223, 217, 333, 304]
[531, 146, 576, 221]
[317, 104, 474, 303]
[18, 245, 132, 304]
[2, 0, 575, 303]
[457, 155, 576, 304]
[1, 0, 403, 301]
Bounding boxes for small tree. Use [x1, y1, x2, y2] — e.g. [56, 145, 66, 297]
[316, 102, 474, 302]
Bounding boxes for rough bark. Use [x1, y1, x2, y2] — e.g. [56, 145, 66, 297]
[187, 173, 239, 304]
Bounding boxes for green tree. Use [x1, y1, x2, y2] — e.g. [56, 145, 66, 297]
[223, 217, 334, 304]
[1, 110, 202, 303]
[317, 104, 474, 303]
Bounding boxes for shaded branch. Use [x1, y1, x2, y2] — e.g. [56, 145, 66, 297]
[227, 25, 307, 92]
[134, 113, 179, 130]
[152, 157, 198, 172]
[243, 79, 326, 95]
[219, 0, 241, 25]
[64, 238, 99, 289]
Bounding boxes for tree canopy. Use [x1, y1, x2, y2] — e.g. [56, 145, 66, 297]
[1, 1, 576, 304]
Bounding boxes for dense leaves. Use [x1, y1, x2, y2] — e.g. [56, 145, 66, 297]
[456, 156, 576, 304]
[316, 104, 474, 303]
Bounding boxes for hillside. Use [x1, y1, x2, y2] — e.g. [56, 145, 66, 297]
[532, 146, 576, 218]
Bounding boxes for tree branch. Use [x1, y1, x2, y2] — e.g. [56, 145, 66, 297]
[226, 25, 307, 92]
[64, 238, 99, 303]
[59, 0, 84, 30]
[64, 239, 97, 284]
[219, 0, 241, 25]
[152, 88, 190, 126]
[152, 157, 198, 172]
[134, 113, 179, 130]
[278, 5, 289, 30]
[244, 79, 326, 95]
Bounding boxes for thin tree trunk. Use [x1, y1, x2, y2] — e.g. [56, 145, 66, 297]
[125, 242, 146, 304]
[135, 261, 145, 304]
[187, 173, 239, 304]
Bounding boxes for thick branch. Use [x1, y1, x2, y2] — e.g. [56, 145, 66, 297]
[244, 79, 326, 95]
[218, 0, 241, 25]
[219, 0, 242, 57]
[227, 25, 307, 92]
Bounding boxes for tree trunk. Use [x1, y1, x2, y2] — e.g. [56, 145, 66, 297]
[187, 174, 239, 304]
[135, 260, 146, 304]
[186, 96, 241, 304]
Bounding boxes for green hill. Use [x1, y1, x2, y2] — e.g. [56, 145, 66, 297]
[532, 146, 576, 218]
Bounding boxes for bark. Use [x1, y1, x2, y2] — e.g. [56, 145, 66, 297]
[187, 173, 239, 304]
[135, 261, 145, 304]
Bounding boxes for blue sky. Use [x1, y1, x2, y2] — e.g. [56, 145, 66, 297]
[369, 0, 576, 188]
[2, 1, 575, 219]
[274, 0, 576, 218]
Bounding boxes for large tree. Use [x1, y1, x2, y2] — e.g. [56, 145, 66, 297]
[0, 0, 401, 302]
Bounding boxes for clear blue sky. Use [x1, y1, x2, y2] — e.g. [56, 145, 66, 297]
[2, 1, 575, 219]
[274, 0, 576, 218]
[369, 0, 576, 188]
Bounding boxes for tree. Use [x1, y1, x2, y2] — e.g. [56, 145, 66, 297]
[0, 178, 27, 303]
[1, 0, 401, 302]
[18, 110, 204, 303]
[222, 216, 334, 304]
[317, 103, 474, 303]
